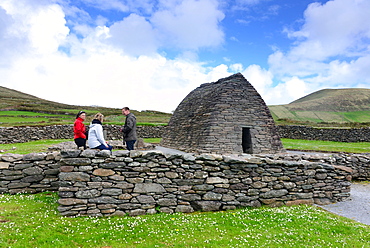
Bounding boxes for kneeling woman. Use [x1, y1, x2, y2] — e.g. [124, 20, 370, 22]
[88, 113, 112, 151]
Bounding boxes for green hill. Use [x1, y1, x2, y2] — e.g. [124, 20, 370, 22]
[0, 86, 171, 126]
[2, 85, 370, 127]
[269, 88, 370, 126]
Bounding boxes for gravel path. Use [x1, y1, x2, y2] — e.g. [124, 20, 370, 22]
[318, 182, 370, 226]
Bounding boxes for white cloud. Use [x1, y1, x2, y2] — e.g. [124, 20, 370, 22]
[0, 0, 232, 113]
[268, 0, 370, 102]
[28, 5, 69, 54]
[107, 14, 159, 56]
[151, 0, 225, 50]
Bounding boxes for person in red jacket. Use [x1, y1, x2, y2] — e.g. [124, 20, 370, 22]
[74, 111, 87, 149]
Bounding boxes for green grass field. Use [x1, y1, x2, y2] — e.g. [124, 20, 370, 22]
[0, 192, 369, 247]
[0, 110, 170, 127]
[1, 138, 370, 155]
[281, 138, 370, 153]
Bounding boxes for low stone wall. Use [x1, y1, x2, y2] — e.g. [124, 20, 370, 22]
[5, 148, 370, 217]
[278, 125, 370, 142]
[266, 152, 370, 181]
[0, 152, 61, 194]
[0, 125, 165, 144]
[2, 125, 370, 144]
[56, 150, 352, 217]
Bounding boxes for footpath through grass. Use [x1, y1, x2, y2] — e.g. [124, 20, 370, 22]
[0, 192, 369, 248]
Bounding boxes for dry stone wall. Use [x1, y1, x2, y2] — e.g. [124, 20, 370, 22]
[2, 148, 370, 217]
[0, 125, 165, 144]
[0, 152, 61, 194]
[56, 150, 353, 217]
[278, 125, 370, 142]
[2, 125, 370, 145]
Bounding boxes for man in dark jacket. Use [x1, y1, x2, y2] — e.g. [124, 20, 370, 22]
[120, 107, 137, 150]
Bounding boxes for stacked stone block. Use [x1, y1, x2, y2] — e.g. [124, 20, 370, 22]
[0, 152, 61, 194]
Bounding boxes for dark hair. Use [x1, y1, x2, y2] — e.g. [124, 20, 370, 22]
[76, 111, 86, 119]
[122, 107, 130, 111]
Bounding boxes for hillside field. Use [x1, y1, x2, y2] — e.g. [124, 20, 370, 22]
[2, 86, 370, 127]
[0, 86, 171, 126]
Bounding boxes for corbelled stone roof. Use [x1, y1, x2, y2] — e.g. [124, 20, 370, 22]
[160, 73, 284, 154]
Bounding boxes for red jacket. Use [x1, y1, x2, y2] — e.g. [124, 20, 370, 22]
[74, 117, 86, 139]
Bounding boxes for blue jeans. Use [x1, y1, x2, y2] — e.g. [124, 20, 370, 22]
[93, 144, 113, 151]
[126, 140, 136, 150]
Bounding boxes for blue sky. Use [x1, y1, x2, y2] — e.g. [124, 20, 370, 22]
[0, 0, 369, 113]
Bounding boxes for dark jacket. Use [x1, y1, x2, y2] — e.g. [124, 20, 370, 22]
[122, 113, 137, 141]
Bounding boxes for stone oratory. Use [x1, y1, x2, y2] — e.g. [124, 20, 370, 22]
[161, 73, 284, 154]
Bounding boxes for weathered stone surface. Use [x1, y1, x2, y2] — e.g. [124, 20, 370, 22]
[0, 162, 9, 169]
[7, 182, 31, 189]
[14, 163, 33, 170]
[165, 172, 179, 179]
[175, 205, 194, 213]
[101, 188, 122, 196]
[61, 150, 81, 158]
[112, 150, 130, 157]
[1, 153, 23, 162]
[58, 198, 88, 205]
[129, 209, 147, 216]
[203, 192, 222, 201]
[136, 195, 155, 204]
[101, 162, 126, 169]
[109, 175, 125, 181]
[192, 201, 221, 211]
[23, 166, 43, 175]
[118, 203, 142, 210]
[93, 169, 115, 177]
[115, 183, 134, 189]
[193, 184, 214, 191]
[75, 189, 101, 198]
[158, 198, 177, 206]
[44, 169, 60, 175]
[89, 196, 123, 204]
[206, 177, 228, 184]
[60, 166, 74, 172]
[78, 166, 93, 172]
[260, 189, 288, 198]
[80, 149, 98, 158]
[59, 172, 90, 182]
[96, 150, 111, 157]
[61, 158, 91, 166]
[179, 194, 201, 201]
[118, 193, 133, 200]
[1, 170, 21, 176]
[23, 153, 47, 161]
[133, 183, 166, 193]
[21, 175, 44, 183]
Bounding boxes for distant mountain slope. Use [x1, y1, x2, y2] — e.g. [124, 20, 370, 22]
[0, 85, 82, 113]
[268, 88, 370, 124]
[0, 85, 168, 116]
[288, 88, 370, 112]
[0, 86, 172, 126]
